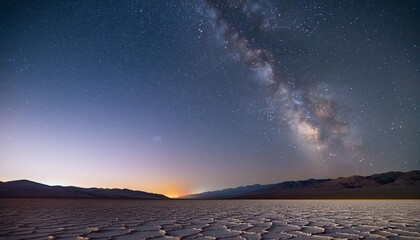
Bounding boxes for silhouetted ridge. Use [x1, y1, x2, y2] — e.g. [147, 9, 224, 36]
[0, 180, 168, 199]
[182, 170, 420, 199]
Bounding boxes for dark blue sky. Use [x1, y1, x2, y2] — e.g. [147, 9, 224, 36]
[1, 0, 419, 196]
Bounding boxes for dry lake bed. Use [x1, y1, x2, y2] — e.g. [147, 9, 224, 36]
[0, 199, 419, 239]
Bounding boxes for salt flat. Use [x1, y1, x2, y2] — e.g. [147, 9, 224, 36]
[0, 199, 419, 239]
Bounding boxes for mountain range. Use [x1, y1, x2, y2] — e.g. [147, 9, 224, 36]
[1, 170, 419, 199]
[182, 170, 420, 199]
[0, 180, 168, 199]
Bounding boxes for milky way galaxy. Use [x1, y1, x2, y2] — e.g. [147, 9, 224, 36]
[202, 1, 361, 171]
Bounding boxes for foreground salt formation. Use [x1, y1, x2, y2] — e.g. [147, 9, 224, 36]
[1, 199, 419, 239]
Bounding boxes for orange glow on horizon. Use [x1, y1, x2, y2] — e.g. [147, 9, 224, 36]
[111, 180, 189, 198]
[91, 181, 189, 198]
[149, 186, 186, 198]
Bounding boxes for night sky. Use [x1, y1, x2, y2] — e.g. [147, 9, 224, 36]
[1, 0, 419, 197]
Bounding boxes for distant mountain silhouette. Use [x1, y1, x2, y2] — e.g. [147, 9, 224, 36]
[0, 180, 168, 199]
[182, 170, 420, 199]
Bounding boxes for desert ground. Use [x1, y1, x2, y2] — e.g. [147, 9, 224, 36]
[0, 199, 419, 239]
